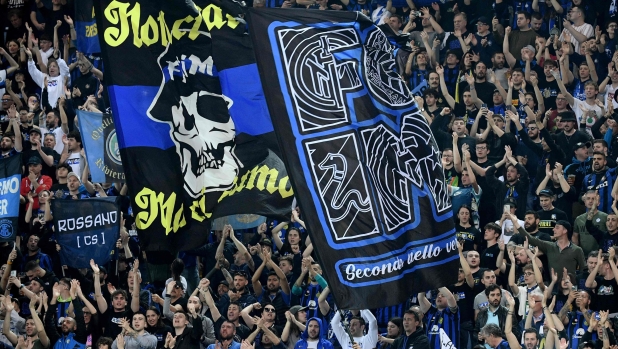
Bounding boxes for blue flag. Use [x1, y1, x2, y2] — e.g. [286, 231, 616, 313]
[75, 0, 101, 54]
[77, 110, 124, 183]
[0, 155, 21, 242]
[53, 197, 120, 269]
[248, 8, 459, 309]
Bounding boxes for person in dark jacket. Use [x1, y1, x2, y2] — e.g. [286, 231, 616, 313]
[392, 310, 430, 349]
[44, 282, 88, 349]
[294, 317, 333, 349]
[485, 146, 529, 220]
[166, 309, 204, 349]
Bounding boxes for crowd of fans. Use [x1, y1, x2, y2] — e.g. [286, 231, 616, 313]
[3, 0, 618, 349]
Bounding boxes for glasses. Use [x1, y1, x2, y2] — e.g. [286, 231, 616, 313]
[528, 127, 538, 131]
[264, 308, 276, 313]
[523, 272, 534, 276]
[610, 25, 618, 28]
[1, 99, 10, 102]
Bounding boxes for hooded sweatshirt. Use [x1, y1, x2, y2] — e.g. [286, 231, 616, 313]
[294, 317, 333, 349]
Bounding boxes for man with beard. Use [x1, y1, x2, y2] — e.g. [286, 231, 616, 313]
[586, 207, 618, 252]
[44, 282, 87, 348]
[217, 270, 257, 316]
[558, 290, 593, 349]
[202, 279, 251, 341]
[294, 318, 332, 349]
[112, 312, 157, 349]
[536, 189, 569, 236]
[252, 251, 291, 325]
[475, 284, 510, 334]
[554, 112, 593, 168]
[39, 108, 67, 154]
[459, 61, 497, 106]
[565, 142, 593, 196]
[332, 308, 378, 349]
[511, 214, 585, 277]
[511, 211, 553, 245]
[473, 271, 512, 319]
[165, 309, 204, 349]
[2, 295, 50, 349]
[574, 190, 608, 255]
[592, 141, 616, 168]
[392, 310, 430, 349]
[206, 320, 240, 349]
[582, 153, 617, 214]
[22, 234, 53, 271]
[491, 52, 509, 90]
[485, 146, 529, 219]
[536, 163, 577, 222]
[441, 147, 460, 186]
[513, 115, 566, 190]
[419, 286, 460, 349]
[1, 106, 23, 154]
[466, 251, 484, 285]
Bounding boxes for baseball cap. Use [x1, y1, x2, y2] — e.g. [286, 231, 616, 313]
[524, 45, 536, 55]
[29, 128, 42, 137]
[504, 198, 517, 208]
[27, 157, 41, 166]
[477, 16, 490, 25]
[556, 220, 572, 233]
[574, 141, 592, 150]
[538, 189, 554, 197]
[67, 172, 81, 183]
[289, 305, 308, 315]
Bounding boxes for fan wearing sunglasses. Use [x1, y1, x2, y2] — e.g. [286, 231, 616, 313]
[241, 302, 281, 333]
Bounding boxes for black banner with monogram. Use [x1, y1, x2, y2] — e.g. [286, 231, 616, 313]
[248, 9, 459, 309]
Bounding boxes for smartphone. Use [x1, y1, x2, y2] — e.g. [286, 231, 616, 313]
[481, 103, 487, 109]
[595, 313, 601, 321]
[571, 285, 578, 291]
[503, 204, 510, 213]
[10, 271, 16, 277]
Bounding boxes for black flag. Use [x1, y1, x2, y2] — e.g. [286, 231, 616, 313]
[248, 8, 459, 309]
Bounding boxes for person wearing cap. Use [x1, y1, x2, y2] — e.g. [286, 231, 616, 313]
[553, 111, 593, 165]
[19, 156, 52, 211]
[564, 141, 593, 193]
[536, 188, 569, 236]
[509, 213, 585, 278]
[282, 305, 307, 349]
[64, 171, 90, 200]
[558, 5, 594, 54]
[21, 126, 56, 178]
[470, 17, 497, 66]
[535, 162, 576, 222]
[50, 162, 73, 198]
[554, 67, 602, 135]
[252, 252, 291, 325]
[199, 278, 252, 341]
[485, 145, 529, 220]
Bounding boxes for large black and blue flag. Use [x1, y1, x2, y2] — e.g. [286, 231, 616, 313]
[248, 8, 459, 309]
[0, 155, 21, 242]
[77, 110, 124, 183]
[93, 0, 294, 251]
[53, 197, 120, 268]
[75, 0, 101, 54]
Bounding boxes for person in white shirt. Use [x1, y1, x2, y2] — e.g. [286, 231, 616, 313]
[60, 131, 84, 179]
[39, 109, 67, 154]
[554, 69, 602, 135]
[0, 48, 20, 98]
[26, 48, 70, 109]
[559, 6, 594, 54]
[331, 309, 377, 349]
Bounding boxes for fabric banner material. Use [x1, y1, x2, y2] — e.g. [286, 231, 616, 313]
[93, 0, 294, 252]
[0, 155, 22, 242]
[212, 215, 267, 230]
[52, 197, 120, 268]
[77, 110, 124, 183]
[440, 328, 457, 349]
[75, 0, 101, 54]
[248, 9, 459, 309]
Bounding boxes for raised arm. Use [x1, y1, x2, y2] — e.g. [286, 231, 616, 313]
[436, 65, 456, 108]
[90, 259, 108, 314]
[418, 292, 432, 314]
[227, 225, 254, 271]
[504, 292, 522, 349]
[200, 279, 222, 322]
[0, 48, 19, 76]
[554, 63, 575, 106]
[503, 27, 517, 68]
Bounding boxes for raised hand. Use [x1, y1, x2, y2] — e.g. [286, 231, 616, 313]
[505, 26, 511, 36]
[64, 15, 73, 26]
[436, 65, 444, 75]
[90, 259, 100, 273]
